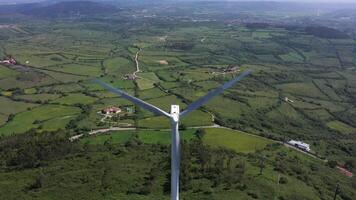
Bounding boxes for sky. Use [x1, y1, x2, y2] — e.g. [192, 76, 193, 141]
[1, 0, 356, 4]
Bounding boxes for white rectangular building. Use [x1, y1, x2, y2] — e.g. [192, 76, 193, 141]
[288, 140, 311, 152]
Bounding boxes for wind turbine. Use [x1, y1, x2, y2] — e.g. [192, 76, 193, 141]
[94, 69, 252, 200]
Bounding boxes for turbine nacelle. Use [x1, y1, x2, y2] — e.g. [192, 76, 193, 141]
[170, 105, 180, 122]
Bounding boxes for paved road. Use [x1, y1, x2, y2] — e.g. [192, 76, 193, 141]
[283, 143, 327, 162]
[69, 127, 136, 141]
[69, 124, 325, 161]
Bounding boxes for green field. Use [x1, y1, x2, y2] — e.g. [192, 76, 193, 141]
[277, 82, 327, 99]
[52, 93, 97, 105]
[104, 57, 134, 76]
[139, 110, 212, 129]
[0, 96, 37, 115]
[14, 93, 61, 103]
[0, 66, 18, 79]
[327, 120, 356, 134]
[49, 63, 102, 76]
[279, 51, 304, 63]
[0, 114, 7, 126]
[81, 129, 197, 145]
[136, 72, 161, 90]
[203, 128, 273, 153]
[0, 105, 80, 135]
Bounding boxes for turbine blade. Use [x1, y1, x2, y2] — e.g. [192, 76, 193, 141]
[180, 69, 252, 117]
[94, 79, 171, 117]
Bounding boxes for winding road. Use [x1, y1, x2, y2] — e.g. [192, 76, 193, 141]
[133, 48, 142, 77]
[69, 127, 136, 141]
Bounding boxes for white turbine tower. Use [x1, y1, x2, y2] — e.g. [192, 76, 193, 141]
[94, 69, 252, 200]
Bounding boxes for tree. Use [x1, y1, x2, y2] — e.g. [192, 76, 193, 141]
[28, 169, 45, 190]
[279, 176, 288, 184]
[104, 137, 114, 151]
[101, 166, 112, 189]
[259, 155, 266, 175]
[179, 124, 187, 130]
[345, 160, 354, 171]
[327, 160, 338, 168]
[195, 128, 206, 139]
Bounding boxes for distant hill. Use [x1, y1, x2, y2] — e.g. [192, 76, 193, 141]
[325, 9, 356, 19]
[305, 26, 350, 39]
[20, 1, 117, 18]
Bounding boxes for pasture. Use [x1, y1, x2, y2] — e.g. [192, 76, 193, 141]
[52, 93, 97, 105]
[81, 129, 197, 145]
[0, 66, 18, 79]
[0, 114, 7, 126]
[14, 93, 61, 103]
[0, 105, 80, 135]
[0, 96, 37, 115]
[202, 128, 274, 153]
[327, 121, 356, 134]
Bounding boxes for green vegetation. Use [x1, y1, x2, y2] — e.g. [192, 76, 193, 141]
[203, 128, 273, 153]
[0, 105, 80, 135]
[82, 129, 197, 145]
[327, 121, 356, 134]
[0, 129, 355, 200]
[0, 1, 356, 199]
[0, 66, 18, 79]
[14, 93, 61, 103]
[0, 114, 7, 126]
[0, 96, 37, 115]
[137, 72, 161, 90]
[52, 93, 97, 105]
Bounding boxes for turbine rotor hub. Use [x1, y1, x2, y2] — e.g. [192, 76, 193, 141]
[171, 105, 180, 122]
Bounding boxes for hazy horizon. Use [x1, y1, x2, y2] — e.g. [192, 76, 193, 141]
[1, 0, 356, 4]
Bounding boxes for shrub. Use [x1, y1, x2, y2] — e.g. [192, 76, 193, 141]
[279, 176, 288, 184]
[327, 160, 338, 168]
[247, 191, 259, 199]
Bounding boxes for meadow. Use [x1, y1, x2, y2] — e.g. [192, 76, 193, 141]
[0, 105, 80, 135]
[203, 128, 273, 153]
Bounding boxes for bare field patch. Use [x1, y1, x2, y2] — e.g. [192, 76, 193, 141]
[158, 60, 169, 65]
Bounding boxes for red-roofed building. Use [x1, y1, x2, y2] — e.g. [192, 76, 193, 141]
[101, 106, 121, 115]
[337, 166, 353, 178]
[1, 57, 17, 65]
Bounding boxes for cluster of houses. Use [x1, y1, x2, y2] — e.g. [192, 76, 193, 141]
[123, 74, 137, 80]
[0, 57, 17, 65]
[223, 65, 240, 73]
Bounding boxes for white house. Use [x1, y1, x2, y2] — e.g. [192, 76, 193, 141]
[288, 140, 311, 152]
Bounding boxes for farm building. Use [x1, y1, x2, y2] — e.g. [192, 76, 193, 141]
[223, 65, 240, 73]
[0, 57, 17, 65]
[336, 166, 353, 177]
[288, 140, 311, 152]
[123, 74, 137, 80]
[101, 106, 121, 115]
